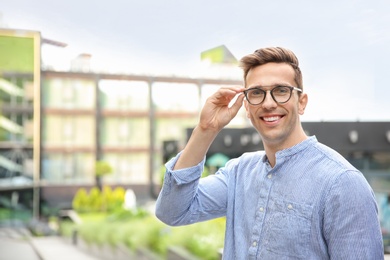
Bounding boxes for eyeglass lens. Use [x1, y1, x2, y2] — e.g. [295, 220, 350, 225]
[245, 86, 293, 105]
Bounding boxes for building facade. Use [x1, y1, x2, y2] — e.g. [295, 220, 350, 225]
[39, 71, 244, 208]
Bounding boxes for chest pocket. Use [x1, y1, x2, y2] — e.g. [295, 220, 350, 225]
[262, 199, 313, 259]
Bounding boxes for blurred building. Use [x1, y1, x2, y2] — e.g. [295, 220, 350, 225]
[0, 28, 245, 219]
[0, 28, 389, 243]
[39, 71, 243, 209]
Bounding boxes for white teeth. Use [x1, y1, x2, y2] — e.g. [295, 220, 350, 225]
[263, 116, 280, 122]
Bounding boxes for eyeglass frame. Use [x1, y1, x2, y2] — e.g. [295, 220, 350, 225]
[243, 85, 302, 105]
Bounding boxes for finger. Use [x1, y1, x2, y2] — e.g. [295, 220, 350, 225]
[213, 86, 245, 104]
[229, 93, 245, 116]
[218, 86, 245, 96]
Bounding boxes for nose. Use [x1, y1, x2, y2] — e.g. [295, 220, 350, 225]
[261, 90, 277, 110]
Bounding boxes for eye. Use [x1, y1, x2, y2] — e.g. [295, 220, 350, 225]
[273, 86, 290, 95]
[250, 88, 264, 96]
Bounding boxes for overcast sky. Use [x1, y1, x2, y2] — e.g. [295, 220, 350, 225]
[1, 0, 389, 121]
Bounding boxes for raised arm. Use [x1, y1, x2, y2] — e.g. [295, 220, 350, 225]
[155, 86, 245, 225]
[174, 86, 245, 170]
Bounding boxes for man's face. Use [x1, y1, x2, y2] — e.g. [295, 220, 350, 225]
[244, 62, 308, 148]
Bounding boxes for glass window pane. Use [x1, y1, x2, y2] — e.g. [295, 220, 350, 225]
[153, 82, 199, 112]
[99, 80, 149, 110]
[43, 115, 95, 146]
[43, 78, 95, 109]
[101, 118, 149, 147]
[102, 153, 149, 184]
[41, 152, 94, 183]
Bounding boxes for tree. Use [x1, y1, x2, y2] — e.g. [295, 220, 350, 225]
[95, 160, 113, 190]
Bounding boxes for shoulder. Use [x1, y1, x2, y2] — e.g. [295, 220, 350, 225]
[307, 140, 356, 173]
[300, 139, 369, 190]
[312, 143, 374, 200]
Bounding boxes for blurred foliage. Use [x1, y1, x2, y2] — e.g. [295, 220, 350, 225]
[58, 219, 75, 237]
[68, 212, 225, 259]
[72, 188, 89, 213]
[60, 208, 225, 259]
[72, 186, 125, 213]
[95, 160, 113, 177]
[68, 185, 225, 259]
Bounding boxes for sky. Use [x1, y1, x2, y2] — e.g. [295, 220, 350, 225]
[0, 0, 389, 121]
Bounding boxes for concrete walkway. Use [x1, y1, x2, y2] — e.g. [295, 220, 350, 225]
[0, 225, 99, 260]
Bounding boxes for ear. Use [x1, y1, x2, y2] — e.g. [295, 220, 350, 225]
[244, 99, 251, 118]
[298, 93, 308, 115]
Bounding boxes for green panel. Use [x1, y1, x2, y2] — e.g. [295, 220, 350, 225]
[201, 47, 224, 63]
[0, 35, 34, 73]
[200, 44, 237, 64]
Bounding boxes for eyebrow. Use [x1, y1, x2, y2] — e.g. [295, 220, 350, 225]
[247, 84, 293, 89]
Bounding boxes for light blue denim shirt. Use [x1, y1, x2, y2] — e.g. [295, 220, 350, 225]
[156, 136, 384, 259]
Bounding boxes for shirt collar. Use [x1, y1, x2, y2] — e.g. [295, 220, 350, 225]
[276, 136, 317, 159]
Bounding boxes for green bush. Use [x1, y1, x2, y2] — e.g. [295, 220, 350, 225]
[168, 218, 225, 259]
[72, 186, 126, 213]
[108, 187, 125, 211]
[58, 220, 76, 237]
[72, 188, 89, 213]
[88, 187, 103, 212]
[71, 187, 225, 260]
[107, 207, 149, 222]
[73, 211, 225, 260]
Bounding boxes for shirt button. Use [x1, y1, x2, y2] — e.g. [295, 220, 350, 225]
[259, 207, 264, 212]
[252, 241, 257, 247]
[267, 174, 272, 179]
[287, 204, 293, 209]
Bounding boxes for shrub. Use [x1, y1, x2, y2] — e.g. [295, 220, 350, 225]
[72, 186, 126, 213]
[73, 212, 225, 260]
[109, 187, 125, 211]
[72, 188, 89, 213]
[88, 187, 103, 212]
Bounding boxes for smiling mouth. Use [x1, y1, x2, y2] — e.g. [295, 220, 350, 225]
[262, 116, 282, 122]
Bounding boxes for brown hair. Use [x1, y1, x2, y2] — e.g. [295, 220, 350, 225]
[239, 47, 303, 89]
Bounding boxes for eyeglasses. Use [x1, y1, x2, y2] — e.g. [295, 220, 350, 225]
[243, 85, 302, 105]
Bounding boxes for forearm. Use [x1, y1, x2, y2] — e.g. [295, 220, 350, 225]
[156, 86, 243, 225]
[156, 154, 229, 226]
[155, 154, 205, 226]
[173, 125, 219, 170]
[156, 122, 221, 225]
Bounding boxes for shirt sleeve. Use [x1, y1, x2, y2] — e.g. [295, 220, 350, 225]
[323, 170, 384, 259]
[155, 152, 229, 226]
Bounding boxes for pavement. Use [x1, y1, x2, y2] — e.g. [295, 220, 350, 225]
[0, 223, 99, 260]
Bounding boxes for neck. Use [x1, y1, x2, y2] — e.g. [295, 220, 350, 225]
[263, 129, 308, 167]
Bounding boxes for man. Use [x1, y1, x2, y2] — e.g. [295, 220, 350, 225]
[155, 47, 384, 259]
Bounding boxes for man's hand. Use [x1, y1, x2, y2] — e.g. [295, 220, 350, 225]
[199, 86, 246, 133]
[172, 86, 245, 170]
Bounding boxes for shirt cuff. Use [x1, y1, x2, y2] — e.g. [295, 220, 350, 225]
[165, 151, 205, 185]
